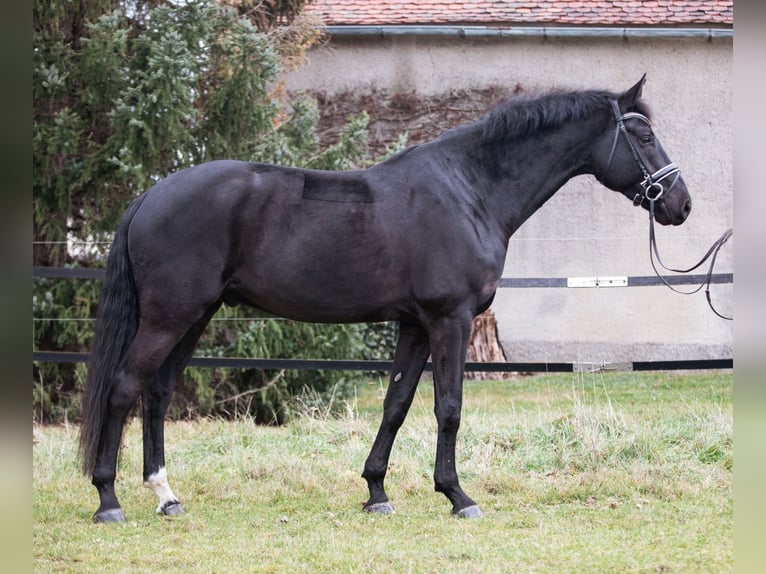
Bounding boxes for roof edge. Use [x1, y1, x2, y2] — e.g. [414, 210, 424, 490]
[322, 25, 733, 40]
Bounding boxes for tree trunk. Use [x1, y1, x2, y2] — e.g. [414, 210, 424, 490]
[466, 309, 508, 380]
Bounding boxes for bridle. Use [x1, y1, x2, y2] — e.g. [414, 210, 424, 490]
[604, 99, 733, 320]
[604, 99, 681, 207]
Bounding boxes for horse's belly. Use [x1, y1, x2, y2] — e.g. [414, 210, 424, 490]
[224, 248, 411, 323]
[229, 282, 406, 324]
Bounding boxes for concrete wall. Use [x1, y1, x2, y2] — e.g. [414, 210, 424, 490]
[283, 33, 733, 363]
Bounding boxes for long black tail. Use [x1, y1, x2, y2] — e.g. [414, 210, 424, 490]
[79, 194, 147, 477]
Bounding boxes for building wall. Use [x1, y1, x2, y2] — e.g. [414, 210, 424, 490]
[284, 34, 733, 362]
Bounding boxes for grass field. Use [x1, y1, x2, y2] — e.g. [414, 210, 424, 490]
[33, 371, 732, 573]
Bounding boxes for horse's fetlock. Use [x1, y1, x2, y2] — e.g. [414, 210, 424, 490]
[433, 477, 458, 495]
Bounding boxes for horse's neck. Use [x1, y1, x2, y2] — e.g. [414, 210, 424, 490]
[474, 119, 599, 238]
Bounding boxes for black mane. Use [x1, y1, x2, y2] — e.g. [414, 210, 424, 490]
[480, 88, 651, 144]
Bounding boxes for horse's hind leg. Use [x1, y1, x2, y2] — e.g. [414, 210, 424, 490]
[362, 322, 430, 514]
[91, 325, 188, 523]
[90, 367, 141, 522]
[142, 304, 220, 516]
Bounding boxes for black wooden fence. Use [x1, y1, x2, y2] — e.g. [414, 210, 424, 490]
[33, 266, 733, 373]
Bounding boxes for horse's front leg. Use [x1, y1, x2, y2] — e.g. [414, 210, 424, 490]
[362, 322, 430, 514]
[427, 312, 483, 518]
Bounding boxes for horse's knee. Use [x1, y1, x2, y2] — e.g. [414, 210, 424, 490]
[381, 400, 410, 430]
[435, 401, 462, 433]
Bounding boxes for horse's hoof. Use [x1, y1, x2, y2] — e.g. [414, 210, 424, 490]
[93, 508, 126, 523]
[363, 501, 396, 515]
[159, 500, 185, 516]
[453, 504, 484, 518]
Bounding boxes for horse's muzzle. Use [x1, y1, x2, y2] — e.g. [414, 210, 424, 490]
[653, 194, 691, 226]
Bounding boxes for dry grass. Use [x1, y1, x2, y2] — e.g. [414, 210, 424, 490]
[33, 371, 732, 573]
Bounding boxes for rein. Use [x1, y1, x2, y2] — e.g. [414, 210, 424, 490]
[648, 199, 733, 320]
[607, 99, 733, 320]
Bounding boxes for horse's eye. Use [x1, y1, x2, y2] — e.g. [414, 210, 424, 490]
[640, 134, 653, 144]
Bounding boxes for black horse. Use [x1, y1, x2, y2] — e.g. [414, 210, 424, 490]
[79, 76, 691, 522]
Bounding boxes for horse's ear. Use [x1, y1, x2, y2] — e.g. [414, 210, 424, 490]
[618, 74, 647, 111]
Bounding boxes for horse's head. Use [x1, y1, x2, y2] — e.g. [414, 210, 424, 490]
[592, 75, 692, 226]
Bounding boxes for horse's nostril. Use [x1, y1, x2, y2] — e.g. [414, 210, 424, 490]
[682, 199, 692, 219]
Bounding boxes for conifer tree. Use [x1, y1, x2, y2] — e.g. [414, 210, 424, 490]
[33, 0, 380, 422]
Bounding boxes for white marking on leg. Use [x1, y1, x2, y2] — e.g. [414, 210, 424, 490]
[143, 467, 179, 514]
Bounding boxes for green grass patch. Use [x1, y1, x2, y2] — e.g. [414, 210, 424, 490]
[33, 371, 732, 573]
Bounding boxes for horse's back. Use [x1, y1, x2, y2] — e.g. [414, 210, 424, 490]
[124, 157, 500, 323]
[123, 160, 408, 321]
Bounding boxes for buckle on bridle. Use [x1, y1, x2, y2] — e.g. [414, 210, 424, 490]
[635, 179, 666, 208]
[644, 181, 664, 201]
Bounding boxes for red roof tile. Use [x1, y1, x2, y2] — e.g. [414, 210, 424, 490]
[306, 1, 732, 27]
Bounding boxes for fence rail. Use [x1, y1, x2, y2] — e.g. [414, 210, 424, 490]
[33, 266, 733, 373]
[34, 266, 734, 287]
[31, 351, 732, 373]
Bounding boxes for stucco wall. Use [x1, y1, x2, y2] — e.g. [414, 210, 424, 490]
[283, 34, 733, 363]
